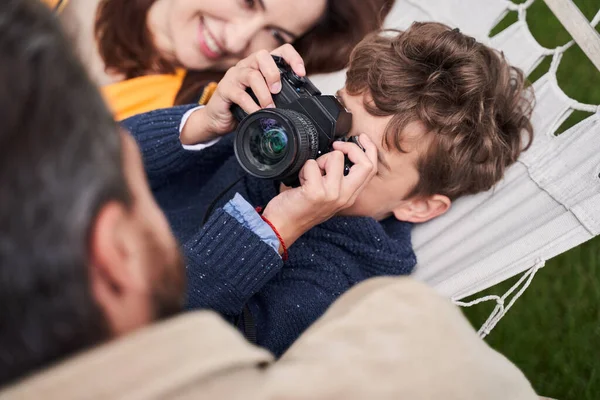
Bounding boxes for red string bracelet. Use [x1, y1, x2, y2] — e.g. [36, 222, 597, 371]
[255, 207, 288, 261]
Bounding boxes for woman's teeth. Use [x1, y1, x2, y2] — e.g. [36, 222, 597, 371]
[203, 26, 222, 55]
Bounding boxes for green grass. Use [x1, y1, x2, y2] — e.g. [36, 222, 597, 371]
[464, 1, 600, 398]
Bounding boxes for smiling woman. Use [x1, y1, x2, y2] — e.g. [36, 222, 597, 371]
[50, 0, 392, 120]
[145, 0, 324, 71]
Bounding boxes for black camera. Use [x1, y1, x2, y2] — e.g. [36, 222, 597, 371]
[232, 56, 358, 187]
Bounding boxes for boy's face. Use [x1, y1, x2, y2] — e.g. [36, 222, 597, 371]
[336, 88, 450, 223]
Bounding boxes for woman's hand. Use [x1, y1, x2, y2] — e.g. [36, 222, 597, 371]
[261, 134, 379, 254]
[180, 44, 306, 146]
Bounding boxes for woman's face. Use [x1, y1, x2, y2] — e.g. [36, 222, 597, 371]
[147, 0, 327, 71]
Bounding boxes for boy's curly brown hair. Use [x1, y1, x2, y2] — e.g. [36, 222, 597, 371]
[345, 22, 535, 200]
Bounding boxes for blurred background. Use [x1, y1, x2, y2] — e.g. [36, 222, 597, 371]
[465, 1, 600, 398]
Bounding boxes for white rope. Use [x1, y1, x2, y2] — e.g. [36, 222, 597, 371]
[549, 42, 571, 73]
[455, 259, 546, 338]
[554, 40, 575, 55]
[507, 0, 536, 15]
[547, 47, 600, 113]
[592, 9, 600, 28]
[506, 1, 558, 58]
[551, 7, 600, 113]
[511, 3, 599, 59]
[572, 102, 600, 114]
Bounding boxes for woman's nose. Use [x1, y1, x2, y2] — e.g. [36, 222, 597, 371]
[224, 21, 262, 56]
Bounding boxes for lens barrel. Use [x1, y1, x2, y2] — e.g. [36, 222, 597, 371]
[234, 108, 319, 181]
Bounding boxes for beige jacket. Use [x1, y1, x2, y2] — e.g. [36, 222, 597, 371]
[0, 278, 538, 399]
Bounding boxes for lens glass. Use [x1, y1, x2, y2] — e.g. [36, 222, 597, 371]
[247, 118, 289, 168]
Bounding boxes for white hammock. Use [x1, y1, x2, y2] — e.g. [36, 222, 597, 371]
[309, 0, 600, 336]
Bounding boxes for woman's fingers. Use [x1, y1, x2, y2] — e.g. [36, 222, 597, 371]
[219, 72, 260, 114]
[237, 44, 305, 85]
[228, 89, 261, 115]
[242, 67, 274, 108]
[201, 44, 306, 140]
[231, 44, 307, 109]
[271, 43, 306, 76]
[255, 50, 284, 94]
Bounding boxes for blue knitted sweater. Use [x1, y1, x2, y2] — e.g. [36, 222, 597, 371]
[123, 106, 417, 356]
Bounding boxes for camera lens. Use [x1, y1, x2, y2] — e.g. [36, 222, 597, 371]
[235, 109, 319, 181]
[249, 118, 289, 165]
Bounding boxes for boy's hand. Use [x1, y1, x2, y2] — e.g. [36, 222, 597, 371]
[181, 44, 306, 146]
[262, 134, 379, 254]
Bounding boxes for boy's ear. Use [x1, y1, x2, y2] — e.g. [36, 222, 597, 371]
[393, 195, 451, 223]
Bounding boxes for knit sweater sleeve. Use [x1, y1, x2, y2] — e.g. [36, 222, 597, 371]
[183, 208, 284, 317]
[249, 273, 345, 357]
[121, 105, 235, 190]
[248, 216, 417, 357]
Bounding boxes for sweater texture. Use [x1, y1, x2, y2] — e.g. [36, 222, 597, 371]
[123, 106, 417, 356]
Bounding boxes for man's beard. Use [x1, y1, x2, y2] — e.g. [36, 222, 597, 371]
[144, 229, 187, 321]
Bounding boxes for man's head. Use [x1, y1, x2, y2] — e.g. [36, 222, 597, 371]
[0, 0, 184, 386]
[338, 22, 534, 222]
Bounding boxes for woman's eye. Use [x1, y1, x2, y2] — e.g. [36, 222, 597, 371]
[270, 29, 287, 45]
[244, 0, 256, 9]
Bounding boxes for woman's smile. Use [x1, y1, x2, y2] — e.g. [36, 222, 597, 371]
[198, 17, 225, 60]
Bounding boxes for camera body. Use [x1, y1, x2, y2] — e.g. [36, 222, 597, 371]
[232, 56, 356, 186]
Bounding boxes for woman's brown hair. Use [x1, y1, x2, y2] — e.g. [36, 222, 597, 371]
[95, 0, 393, 105]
